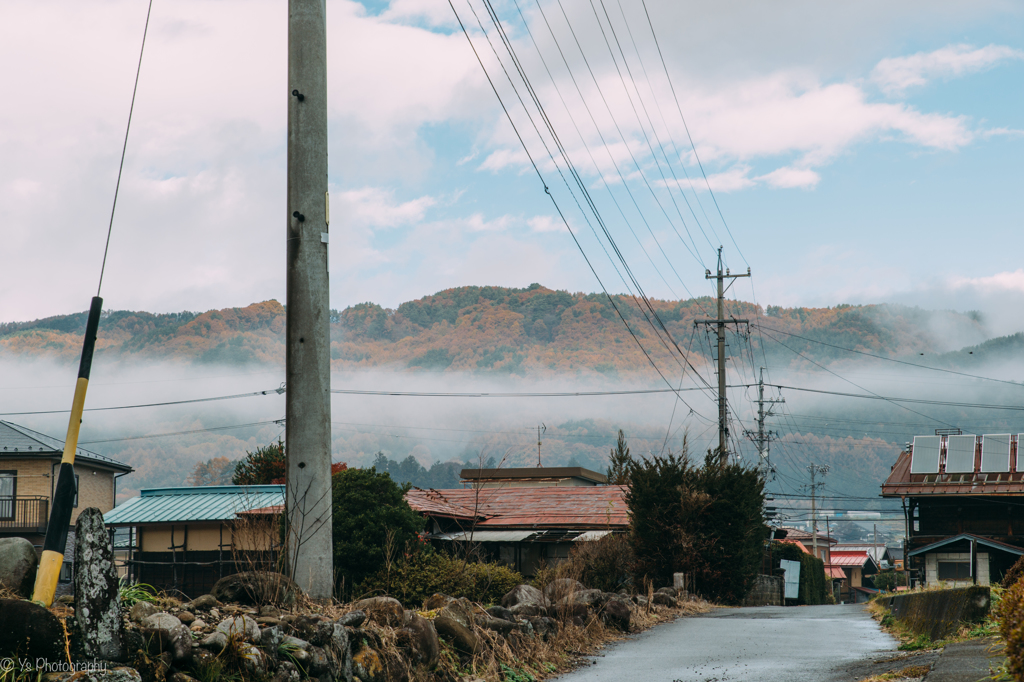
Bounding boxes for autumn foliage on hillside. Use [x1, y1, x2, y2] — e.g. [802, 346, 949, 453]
[0, 284, 988, 375]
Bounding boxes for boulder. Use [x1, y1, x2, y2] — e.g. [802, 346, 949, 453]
[560, 589, 605, 609]
[210, 572, 299, 607]
[307, 646, 330, 677]
[215, 615, 260, 642]
[501, 584, 546, 609]
[238, 643, 267, 675]
[311, 621, 351, 680]
[338, 610, 366, 628]
[524, 616, 558, 640]
[509, 603, 546, 618]
[176, 611, 195, 625]
[0, 537, 38, 598]
[474, 614, 515, 636]
[651, 592, 676, 608]
[422, 593, 454, 611]
[271, 661, 301, 682]
[189, 594, 220, 610]
[486, 605, 515, 622]
[129, 601, 158, 623]
[352, 643, 385, 682]
[260, 625, 283, 652]
[433, 601, 482, 656]
[198, 631, 228, 653]
[656, 587, 677, 597]
[281, 635, 310, 650]
[259, 605, 282, 618]
[543, 578, 584, 604]
[0, 599, 70, 661]
[351, 596, 404, 628]
[551, 600, 588, 622]
[396, 612, 439, 670]
[601, 599, 631, 632]
[140, 613, 191, 661]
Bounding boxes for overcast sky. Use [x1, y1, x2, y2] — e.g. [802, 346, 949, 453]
[2, 0, 1022, 330]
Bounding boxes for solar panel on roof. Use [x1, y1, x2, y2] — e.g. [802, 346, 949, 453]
[911, 436, 942, 474]
[945, 434, 977, 473]
[981, 434, 1012, 473]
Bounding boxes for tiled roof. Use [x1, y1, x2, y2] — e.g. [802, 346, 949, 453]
[882, 450, 1024, 496]
[779, 527, 837, 544]
[0, 420, 131, 471]
[405, 486, 628, 529]
[104, 485, 284, 525]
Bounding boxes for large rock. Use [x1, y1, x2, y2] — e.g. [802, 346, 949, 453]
[509, 603, 547, 618]
[215, 615, 260, 642]
[601, 598, 631, 632]
[433, 600, 482, 656]
[474, 613, 515, 636]
[501, 584, 546, 609]
[65, 668, 143, 682]
[188, 594, 220, 610]
[486, 605, 515, 622]
[0, 599, 70, 662]
[524, 616, 558, 640]
[351, 596, 404, 628]
[651, 592, 676, 607]
[560, 588, 605, 609]
[338, 610, 366, 628]
[210, 572, 299, 607]
[140, 613, 192, 661]
[543, 578, 584, 604]
[352, 643, 385, 682]
[312, 621, 352, 681]
[0, 537, 38, 598]
[396, 612, 439, 670]
[74, 508, 126, 661]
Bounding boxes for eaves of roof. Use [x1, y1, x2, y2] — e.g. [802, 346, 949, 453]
[907, 533, 1024, 557]
[0, 420, 131, 472]
[104, 485, 284, 525]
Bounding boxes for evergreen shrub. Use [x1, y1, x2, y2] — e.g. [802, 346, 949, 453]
[999, 578, 1024, 679]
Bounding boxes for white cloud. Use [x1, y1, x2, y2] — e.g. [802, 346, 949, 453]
[872, 44, 1024, 95]
[756, 167, 821, 189]
[528, 215, 562, 233]
[336, 187, 436, 228]
[949, 269, 1024, 294]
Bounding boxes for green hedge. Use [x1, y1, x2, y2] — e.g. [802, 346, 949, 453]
[772, 542, 828, 605]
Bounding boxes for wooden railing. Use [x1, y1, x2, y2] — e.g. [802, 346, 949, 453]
[0, 497, 49, 533]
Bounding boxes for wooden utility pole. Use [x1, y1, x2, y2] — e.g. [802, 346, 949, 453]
[694, 248, 749, 463]
[286, 0, 333, 600]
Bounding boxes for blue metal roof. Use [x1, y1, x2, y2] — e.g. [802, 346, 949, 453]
[104, 485, 285, 525]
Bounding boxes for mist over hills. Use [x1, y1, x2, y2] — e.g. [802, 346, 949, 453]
[2, 284, 1021, 510]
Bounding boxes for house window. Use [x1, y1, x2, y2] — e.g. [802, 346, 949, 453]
[937, 561, 971, 581]
[0, 471, 15, 520]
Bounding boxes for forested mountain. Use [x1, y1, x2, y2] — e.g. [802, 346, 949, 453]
[0, 284, 997, 374]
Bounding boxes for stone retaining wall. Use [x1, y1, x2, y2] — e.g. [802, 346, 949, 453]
[743, 575, 783, 606]
[886, 586, 990, 641]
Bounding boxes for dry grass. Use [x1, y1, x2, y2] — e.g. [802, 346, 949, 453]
[859, 664, 931, 682]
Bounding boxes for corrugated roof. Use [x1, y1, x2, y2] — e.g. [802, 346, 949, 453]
[824, 565, 847, 579]
[406, 486, 628, 529]
[829, 551, 872, 567]
[907, 533, 1024, 557]
[104, 485, 284, 525]
[0, 420, 131, 471]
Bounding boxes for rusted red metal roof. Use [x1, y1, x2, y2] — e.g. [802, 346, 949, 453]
[882, 450, 1024, 497]
[824, 565, 847, 579]
[829, 551, 872, 567]
[405, 486, 628, 529]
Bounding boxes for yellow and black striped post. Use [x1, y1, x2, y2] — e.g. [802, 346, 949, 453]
[32, 296, 103, 606]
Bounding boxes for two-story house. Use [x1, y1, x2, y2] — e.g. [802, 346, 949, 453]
[0, 420, 132, 581]
[882, 433, 1024, 586]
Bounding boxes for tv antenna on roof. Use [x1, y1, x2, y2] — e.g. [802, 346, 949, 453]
[537, 423, 547, 467]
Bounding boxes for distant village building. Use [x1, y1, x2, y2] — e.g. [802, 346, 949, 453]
[104, 485, 284, 598]
[882, 433, 1024, 586]
[406, 467, 625, 576]
[0, 420, 132, 587]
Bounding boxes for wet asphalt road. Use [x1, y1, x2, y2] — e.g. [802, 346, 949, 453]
[557, 604, 897, 682]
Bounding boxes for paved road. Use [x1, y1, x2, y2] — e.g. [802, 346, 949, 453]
[558, 604, 898, 682]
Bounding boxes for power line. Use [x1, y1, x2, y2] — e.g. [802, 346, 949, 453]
[0, 387, 284, 416]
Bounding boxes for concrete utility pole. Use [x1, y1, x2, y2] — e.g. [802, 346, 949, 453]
[286, 0, 333, 600]
[744, 367, 784, 470]
[807, 463, 829, 560]
[536, 424, 546, 467]
[695, 247, 749, 464]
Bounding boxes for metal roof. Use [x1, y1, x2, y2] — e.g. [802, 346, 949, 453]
[406, 486, 628, 529]
[882, 450, 1024, 497]
[829, 551, 874, 567]
[104, 485, 284, 525]
[907, 533, 1024, 557]
[0, 420, 131, 471]
[460, 467, 608, 485]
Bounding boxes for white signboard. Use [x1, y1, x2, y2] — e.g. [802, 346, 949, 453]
[780, 559, 801, 600]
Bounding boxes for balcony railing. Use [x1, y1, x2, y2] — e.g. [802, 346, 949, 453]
[0, 497, 49, 534]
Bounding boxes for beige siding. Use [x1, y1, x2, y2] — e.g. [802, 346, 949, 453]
[71, 464, 116, 522]
[139, 523, 228, 552]
[2, 458, 53, 498]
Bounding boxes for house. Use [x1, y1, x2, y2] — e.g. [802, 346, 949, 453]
[104, 485, 284, 598]
[460, 466, 608, 489]
[0, 420, 132, 584]
[777, 527, 836, 563]
[828, 549, 879, 602]
[882, 433, 1024, 586]
[405, 484, 627, 576]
